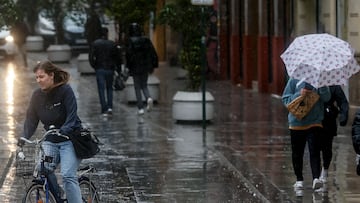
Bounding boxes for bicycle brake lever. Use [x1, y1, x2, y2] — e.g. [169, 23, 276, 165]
[58, 133, 69, 140]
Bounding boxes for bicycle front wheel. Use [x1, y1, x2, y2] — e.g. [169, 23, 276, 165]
[79, 177, 100, 203]
[23, 183, 57, 203]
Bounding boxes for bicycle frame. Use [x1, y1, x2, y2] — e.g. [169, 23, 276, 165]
[41, 152, 56, 202]
[78, 166, 100, 203]
[20, 127, 62, 203]
[19, 126, 100, 203]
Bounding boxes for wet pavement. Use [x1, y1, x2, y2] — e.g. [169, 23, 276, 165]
[0, 51, 358, 202]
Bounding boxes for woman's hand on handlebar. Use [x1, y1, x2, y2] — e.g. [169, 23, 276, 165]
[17, 137, 25, 147]
[17, 148, 25, 160]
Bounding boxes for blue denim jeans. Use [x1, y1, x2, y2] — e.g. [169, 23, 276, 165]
[133, 74, 150, 109]
[95, 69, 114, 113]
[41, 140, 82, 203]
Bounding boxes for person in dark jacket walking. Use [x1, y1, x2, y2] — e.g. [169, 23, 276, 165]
[85, 12, 102, 45]
[11, 20, 29, 67]
[352, 106, 360, 176]
[126, 23, 158, 115]
[89, 27, 119, 116]
[319, 85, 349, 184]
[17, 61, 83, 202]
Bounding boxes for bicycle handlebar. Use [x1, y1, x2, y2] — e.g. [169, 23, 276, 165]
[17, 126, 69, 160]
[20, 128, 69, 145]
[20, 137, 36, 144]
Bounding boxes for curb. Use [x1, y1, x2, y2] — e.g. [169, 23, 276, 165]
[0, 152, 15, 189]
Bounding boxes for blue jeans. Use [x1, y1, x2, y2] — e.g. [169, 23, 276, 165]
[41, 141, 82, 203]
[95, 69, 114, 113]
[133, 74, 151, 109]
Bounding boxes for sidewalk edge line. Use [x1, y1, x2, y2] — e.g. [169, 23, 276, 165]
[215, 151, 271, 203]
[0, 152, 15, 189]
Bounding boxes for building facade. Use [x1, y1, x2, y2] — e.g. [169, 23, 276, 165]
[156, 0, 360, 104]
[214, 0, 360, 104]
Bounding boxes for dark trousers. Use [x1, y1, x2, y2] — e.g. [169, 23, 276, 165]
[320, 134, 334, 169]
[95, 69, 114, 113]
[133, 74, 150, 109]
[290, 127, 322, 181]
[321, 116, 337, 170]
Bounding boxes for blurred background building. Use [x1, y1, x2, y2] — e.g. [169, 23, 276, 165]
[158, 0, 360, 105]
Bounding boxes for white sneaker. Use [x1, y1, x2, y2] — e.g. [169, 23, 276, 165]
[293, 181, 304, 197]
[138, 109, 144, 115]
[356, 154, 360, 164]
[320, 168, 328, 183]
[295, 189, 304, 197]
[312, 178, 323, 190]
[293, 181, 304, 190]
[146, 98, 153, 111]
[107, 108, 113, 115]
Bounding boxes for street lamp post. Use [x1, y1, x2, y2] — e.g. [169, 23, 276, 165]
[191, 0, 214, 129]
[201, 7, 206, 129]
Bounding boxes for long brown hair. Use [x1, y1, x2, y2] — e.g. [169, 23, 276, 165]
[33, 61, 70, 86]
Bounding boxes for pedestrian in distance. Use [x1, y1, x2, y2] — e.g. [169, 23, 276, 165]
[282, 78, 330, 195]
[17, 61, 83, 203]
[351, 106, 360, 176]
[89, 27, 120, 116]
[84, 12, 102, 46]
[126, 23, 158, 115]
[10, 20, 29, 67]
[319, 85, 349, 185]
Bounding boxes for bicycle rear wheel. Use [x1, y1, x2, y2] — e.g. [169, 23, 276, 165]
[23, 183, 57, 203]
[79, 177, 100, 203]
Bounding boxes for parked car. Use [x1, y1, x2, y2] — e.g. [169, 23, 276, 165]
[34, 10, 56, 46]
[34, 10, 89, 52]
[0, 27, 18, 60]
[63, 11, 88, 51]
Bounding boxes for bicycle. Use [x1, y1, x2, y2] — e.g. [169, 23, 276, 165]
[17, 126, 100, 203]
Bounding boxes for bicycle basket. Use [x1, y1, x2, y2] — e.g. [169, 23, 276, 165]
[15, 147, 36, 177]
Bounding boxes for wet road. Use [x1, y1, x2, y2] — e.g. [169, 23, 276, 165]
[0, 52, 358, 202]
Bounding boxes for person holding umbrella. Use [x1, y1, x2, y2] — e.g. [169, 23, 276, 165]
[281, 33, 360, 195]
[282, 78, 330, 194]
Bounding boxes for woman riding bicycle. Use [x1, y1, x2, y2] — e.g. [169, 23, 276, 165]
[17, 61, 83, 203]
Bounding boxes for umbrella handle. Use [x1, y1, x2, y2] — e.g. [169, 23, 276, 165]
[296, 78, 306, 88]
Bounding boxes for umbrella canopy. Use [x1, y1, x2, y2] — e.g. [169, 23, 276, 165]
[281, 33, 360, 88]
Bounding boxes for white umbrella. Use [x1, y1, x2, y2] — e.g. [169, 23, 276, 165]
[281, 33, 360, 88]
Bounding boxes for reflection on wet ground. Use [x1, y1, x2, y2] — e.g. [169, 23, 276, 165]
[0, 54, 359, 202]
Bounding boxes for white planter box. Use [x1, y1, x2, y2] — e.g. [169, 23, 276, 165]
[125, 75, 160, 102]
[47, 44, 71, 62]
[26, 36, 44, 51]
[77, 53, 95, 74]
[172, 91, 215, 121]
